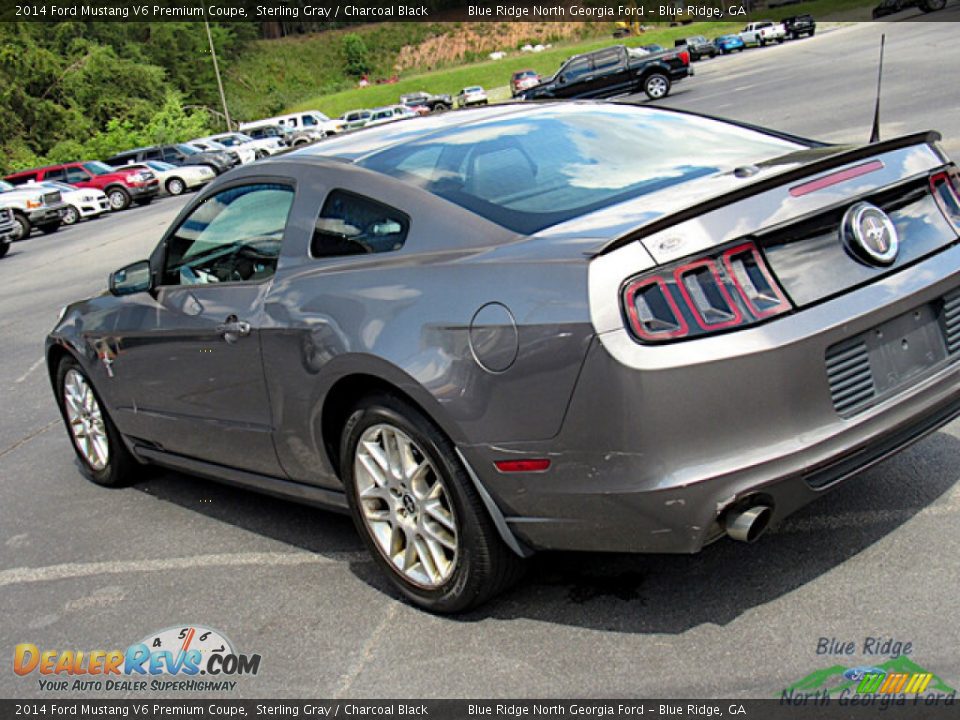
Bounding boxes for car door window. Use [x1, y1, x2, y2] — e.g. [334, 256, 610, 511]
[64, 167, 89, 183]
[44, 168, 67, 182]
[561, 57, 591, 82]
[591, 49, 621, 72]
[162, 183, 295, 286]
[159, 148, 179, 162]
[312, 190, 409, 258]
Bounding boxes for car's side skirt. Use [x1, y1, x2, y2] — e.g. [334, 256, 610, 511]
[132, 445, 350, 514]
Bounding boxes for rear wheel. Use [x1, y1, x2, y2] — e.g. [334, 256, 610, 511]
[165, 177, 186, 196]
[340, 394, 524, 613]
[56, 359, 137, 487]
[643, 72, 671, 100]
[107, 187, 131, 211]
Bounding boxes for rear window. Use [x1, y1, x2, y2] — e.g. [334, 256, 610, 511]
[357, 105, 806, 235]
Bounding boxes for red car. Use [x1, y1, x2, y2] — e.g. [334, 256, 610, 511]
[5, 161, 159, 211]
[511, 69, 541, 97]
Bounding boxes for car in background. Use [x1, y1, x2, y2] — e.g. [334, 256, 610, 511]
[783, 14, 817, 39]
[239, 110, 344, 138]
[520, 44, 691, 102]
[105, 144, 234, 177]
[205, 132, 283, 159]
[400, 91, 453, 113]
[0, 180, 65, 240]
[341, 109, 374, 131]
[0, 206, 17, 257]
[243, 124, 288, 148]
[741, 21, 787, 47]
[118, 161, 215, 196]
[47, 103, 960, 613]
[456, 87, 489, 108]
[714, 34, 746, 54]
[675, 36, 718, 61]
[5, 161, 156, 212]
[245, 122, 323, 148]
[36, 181, 109, 225]
[364, 105, 415, 129]
[187, 139, 249, 166]
[511, 69, 541, 97]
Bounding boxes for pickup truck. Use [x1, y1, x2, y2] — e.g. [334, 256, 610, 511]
[519, 44, 691, 102]
[0, 206, 16, 257]
[399, 92, 454, 113]
[0, 179, 66, 240]
[740, 21, 787, 47]
[783, 14, 816, 39]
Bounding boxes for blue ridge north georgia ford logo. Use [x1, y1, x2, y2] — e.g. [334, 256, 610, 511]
[841, 201, 900, 266]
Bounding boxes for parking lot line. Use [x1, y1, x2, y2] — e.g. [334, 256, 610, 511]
[0, 550, 370, 588]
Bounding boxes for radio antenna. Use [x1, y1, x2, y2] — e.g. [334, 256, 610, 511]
[869, 34, 886, 143]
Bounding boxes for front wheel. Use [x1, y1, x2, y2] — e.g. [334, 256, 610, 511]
[643, 72, 671, 100]
[56, 359, 137, 487]
[39, 221, 60, 234]
[61, 206, 80, 225]
[0, 241, 9, 258]
[11, 213, 30, 241]
[107, 187, 131, 211]
[166, 177, 186, 196]
[919, 0, 946, 11]
[340, 395, 524, 613]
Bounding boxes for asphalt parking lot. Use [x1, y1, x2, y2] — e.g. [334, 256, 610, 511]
[2, 20, 959, 700]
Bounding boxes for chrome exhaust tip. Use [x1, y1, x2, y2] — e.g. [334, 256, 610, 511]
[724, 505, 773, 543]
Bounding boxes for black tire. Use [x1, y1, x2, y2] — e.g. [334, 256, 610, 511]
[760, 38, 767, 47]
[106, 186, 131, 211]
[809, 29, 816, 36]
[643, 72, 671, 101]
[919, 0, 946, 11]
[166, 177, 186, 196]
[61, 205, 80, 225]
[340, 394, 525, 613]
[11, 213, 30, 241]
[39, 221, 60, 234]
[55, 358, 138, 488]
[0, 241, 9, 258]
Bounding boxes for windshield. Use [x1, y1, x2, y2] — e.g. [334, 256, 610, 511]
[177, 144, 200, 155]
[147, 161, 175, 171]
[0, 180, 13, 192]
[84, 161, 115, 175]
[358, 105, 806, 235]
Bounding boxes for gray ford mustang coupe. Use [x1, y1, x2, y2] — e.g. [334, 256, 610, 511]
[48, 103, 960, 611]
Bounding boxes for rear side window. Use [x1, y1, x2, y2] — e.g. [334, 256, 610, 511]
[311, 190, 409, 258]
[7, 172, 38, 185]
[592, 49, 621, 71]
[43, 168, 66, 182]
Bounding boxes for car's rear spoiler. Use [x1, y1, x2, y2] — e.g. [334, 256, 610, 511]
[595, 130, 944, 258]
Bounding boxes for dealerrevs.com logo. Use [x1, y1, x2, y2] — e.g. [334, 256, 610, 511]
[13, 625, 261, 692]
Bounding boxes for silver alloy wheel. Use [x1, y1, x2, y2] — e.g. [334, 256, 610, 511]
[62, 206, 79, 225]
[62, 369, 109, 471]
[647, 76, 669, 99]
[354, 423, 458, 588]
[108, 190, 127, 210]
[167, 178, 185, 195]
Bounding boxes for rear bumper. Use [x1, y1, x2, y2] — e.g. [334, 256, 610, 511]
[463, 244, 960, 554]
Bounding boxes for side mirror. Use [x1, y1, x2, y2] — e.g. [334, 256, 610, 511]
[558, 75, 567, 84]
[109, 260, 152, 296]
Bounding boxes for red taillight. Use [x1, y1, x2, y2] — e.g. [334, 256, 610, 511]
[494, 459, 551, 473]
[621, 240, 791, 344]
[930, 169, 960, 228]
[679, 50, 690, 65]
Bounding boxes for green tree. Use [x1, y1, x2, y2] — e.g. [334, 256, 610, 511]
[342, 33, 370, 77]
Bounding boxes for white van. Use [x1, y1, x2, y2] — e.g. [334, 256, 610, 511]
[239, 110, 344, 138]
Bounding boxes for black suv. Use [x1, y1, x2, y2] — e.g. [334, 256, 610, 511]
[105, 144, 234, 175]
[783, 14, 816, 39]
[674, 36, 718, 61]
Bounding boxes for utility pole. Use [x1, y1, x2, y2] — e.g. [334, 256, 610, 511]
[204, 12, 232, 130]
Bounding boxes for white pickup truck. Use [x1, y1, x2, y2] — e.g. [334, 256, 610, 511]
[741, 21, 787, 47]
